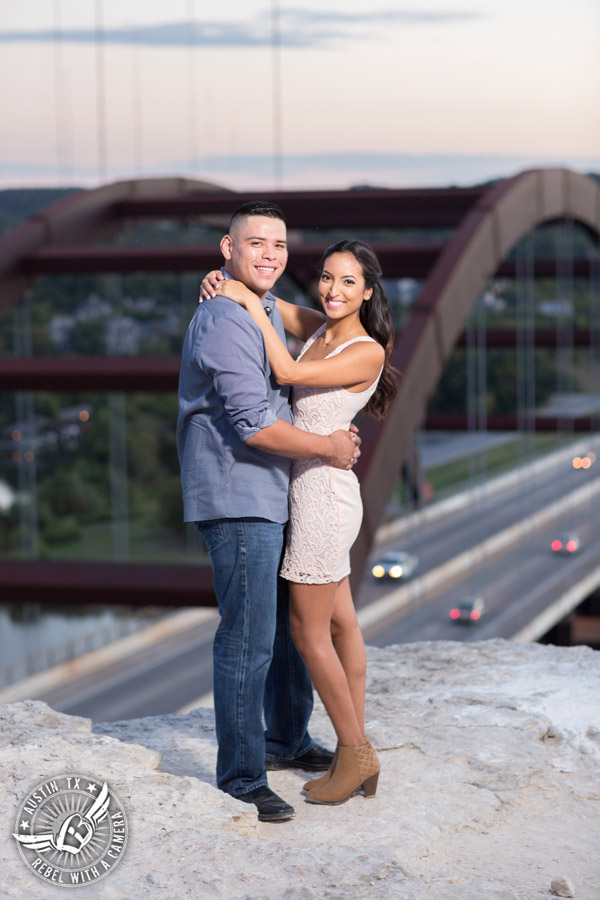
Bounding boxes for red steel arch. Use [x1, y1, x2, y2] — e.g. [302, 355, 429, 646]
[0, 176, 232, 317]
[351, 168, 600, 584]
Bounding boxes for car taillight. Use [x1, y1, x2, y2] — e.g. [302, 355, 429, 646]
[551, 540, 562, 551]
[449, 608, 461, 619]
[566, 540, 577, 552]
[470, 609, 481, 620]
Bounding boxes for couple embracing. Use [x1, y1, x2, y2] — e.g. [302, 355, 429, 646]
[177, 201, 396, 821]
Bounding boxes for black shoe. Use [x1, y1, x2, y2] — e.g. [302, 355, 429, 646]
[236, 786, 295, 822]
[266, 745, 334, 772]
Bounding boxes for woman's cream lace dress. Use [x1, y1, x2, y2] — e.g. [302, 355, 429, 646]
[279, 324, 381, 585]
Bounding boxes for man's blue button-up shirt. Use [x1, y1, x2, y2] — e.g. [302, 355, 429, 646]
[176, 272, 292, 524]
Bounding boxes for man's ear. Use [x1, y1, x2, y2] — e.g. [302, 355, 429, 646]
[220, 234, 233, 260]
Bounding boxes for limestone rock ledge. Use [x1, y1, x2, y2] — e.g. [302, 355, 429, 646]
[1, 639, 599, 900]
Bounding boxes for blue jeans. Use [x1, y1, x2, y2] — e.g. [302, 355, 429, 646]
[197, 517, 314, 797]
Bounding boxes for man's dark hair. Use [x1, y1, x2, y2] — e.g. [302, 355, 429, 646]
[228, 200, 286, 233]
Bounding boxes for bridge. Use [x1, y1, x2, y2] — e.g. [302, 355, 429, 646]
[2, 431, 600, 719]
[1, 169, 600, 661]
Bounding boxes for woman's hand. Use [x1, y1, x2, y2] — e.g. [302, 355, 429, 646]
[198, 272, 258, 309]
[212, 280, 259, 309]
[198, 269, 226, 303]
[199, 270, 225, 301]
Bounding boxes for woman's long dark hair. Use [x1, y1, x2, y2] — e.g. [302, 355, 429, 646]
[319, 239, 397, 418]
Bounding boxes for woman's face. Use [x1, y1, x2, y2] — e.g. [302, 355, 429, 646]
[318, 252, 372, 321]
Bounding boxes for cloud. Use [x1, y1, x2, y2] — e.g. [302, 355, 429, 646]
[282, 8, 481, 26]
[0, 8, 482, 49]
[0, 22, 290, 49]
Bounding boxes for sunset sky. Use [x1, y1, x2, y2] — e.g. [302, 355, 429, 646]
[1, 0, 599, 190]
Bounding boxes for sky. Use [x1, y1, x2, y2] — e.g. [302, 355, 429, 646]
[0, 0, 599, 191]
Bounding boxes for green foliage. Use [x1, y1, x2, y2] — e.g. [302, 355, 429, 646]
[42, 515, 82, 545]
[429, 348, 562, 416]
[155, 474, 185, 533]
[69, 320, 106, 356]
[426, 433, 576, 499]
[0, 390, 185, 557]
[37, 469, 108, 523]
[0, 505, 19, 553]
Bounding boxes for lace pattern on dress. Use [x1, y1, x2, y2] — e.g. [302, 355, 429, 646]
[280, 324, 380, 584]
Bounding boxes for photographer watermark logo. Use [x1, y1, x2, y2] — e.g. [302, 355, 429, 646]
[13, 773, 128, 888]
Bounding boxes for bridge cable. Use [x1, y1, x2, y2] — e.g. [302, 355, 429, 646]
[514, 228, 537, 540]
[52, 0, 73, 184]
[464, 289, 487, 593]
[131, 12, 143, 175]
[554, 220, 575, 444]
[94, 0, 107, 181]
[12, 291, 39, 559]
[271, 0, 283, 189]
[187, 0, 199, 173]
[588, 241, 600, 536]
[525, 231, 536, 461]
[104, 273, 130, 561]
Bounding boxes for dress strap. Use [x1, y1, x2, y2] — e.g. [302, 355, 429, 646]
[326, 336, 377, 358]
[298, 323, 326, 360]
[310, 323, 327, 342]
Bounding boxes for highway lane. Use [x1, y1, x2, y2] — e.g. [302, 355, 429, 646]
[365, 496, 600, 646]
[40, 613, 218, 722]
[35, 449, 600, 722]
[358, 449, 600, 608]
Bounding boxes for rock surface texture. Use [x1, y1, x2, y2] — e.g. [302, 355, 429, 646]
[1, 640, 599, 899]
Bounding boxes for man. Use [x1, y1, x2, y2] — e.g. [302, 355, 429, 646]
[177, 201, 360, 822]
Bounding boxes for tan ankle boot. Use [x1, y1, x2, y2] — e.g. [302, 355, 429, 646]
[305, 740, 379, 805]
[302, 743, 339, 794]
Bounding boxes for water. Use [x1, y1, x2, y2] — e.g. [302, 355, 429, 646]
[0, 602, 166, 687]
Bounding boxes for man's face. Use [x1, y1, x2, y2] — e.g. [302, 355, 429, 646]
[220, 215, 288, 298]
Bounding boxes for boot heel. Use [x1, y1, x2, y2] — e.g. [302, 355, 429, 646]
[305, 744, 380, 806]
[362, 771, 379, 797]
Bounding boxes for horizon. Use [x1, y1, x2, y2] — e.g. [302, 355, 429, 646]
[1, 152, 600, 195]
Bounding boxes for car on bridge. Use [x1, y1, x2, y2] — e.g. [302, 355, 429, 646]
[371, 551, 419, 582]
[551, 532, 580, 555]
[449, 597, 486, 624]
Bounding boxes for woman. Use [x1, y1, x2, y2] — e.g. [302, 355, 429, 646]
[200, 240, 397, 805]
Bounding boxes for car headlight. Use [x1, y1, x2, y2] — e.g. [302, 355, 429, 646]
[372, 565, 385, 578]
[389, 565, 403, 578]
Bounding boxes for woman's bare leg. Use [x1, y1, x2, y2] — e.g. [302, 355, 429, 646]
[330, 576, 366, 737]
[289, 581, 363, 747]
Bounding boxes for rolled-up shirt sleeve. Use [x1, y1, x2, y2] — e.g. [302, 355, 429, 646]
[197, 308, 277, 441]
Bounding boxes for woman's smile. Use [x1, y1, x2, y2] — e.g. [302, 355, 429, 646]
[319, 252, 372, 320]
